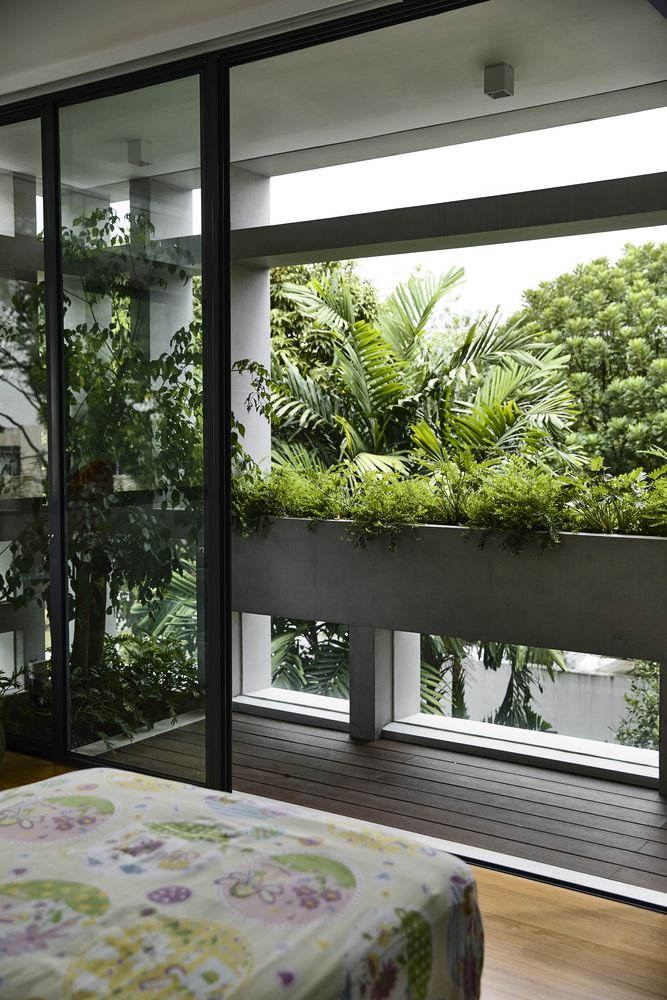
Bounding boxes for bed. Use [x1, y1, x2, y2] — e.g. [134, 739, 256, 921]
[0, 767, 483, 999]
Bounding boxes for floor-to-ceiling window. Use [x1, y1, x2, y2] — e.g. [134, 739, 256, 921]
[0, 0, 664, 798]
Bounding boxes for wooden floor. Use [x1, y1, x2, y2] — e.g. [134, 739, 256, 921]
[102, 713, 667, 897]
[2, 750, 666, 1000]
[0, 751, 71, 790]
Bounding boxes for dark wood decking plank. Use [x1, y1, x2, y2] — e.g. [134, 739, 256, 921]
[110, 740, 205, 766]
[638, 840, 667, 861]
[103, 748, 204, 782]
[231, 771, 626, 883]
[234, 714, 657, 801]
[231, 726, 667, 820]
[232, 754, 667, 875]
[232, 715, 664, 811]
[233, 741, 662, 843]
[612, 867, 667, 893]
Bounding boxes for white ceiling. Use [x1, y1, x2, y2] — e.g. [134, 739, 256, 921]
[0, 0, 369, 100]
[230, 0, 667, 168]
[0, 0, 664, 191]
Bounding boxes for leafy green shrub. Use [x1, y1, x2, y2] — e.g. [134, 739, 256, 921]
[464, 459, 580, 551]
[0, 633, 201, 750]
[570, 464, 667, 535]
[614, 660, 659, 750]
[346, 474, 442, 547]
[233, 458, 667, 546]
[232, 466, 347, 535]
[428, 458, 486, 525]
[641, 478, 667, 536]
[69, 633, 201, 747]
[513, 242, 667, 473]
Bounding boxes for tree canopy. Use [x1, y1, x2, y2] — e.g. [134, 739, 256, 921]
[512, 242, 667, 473]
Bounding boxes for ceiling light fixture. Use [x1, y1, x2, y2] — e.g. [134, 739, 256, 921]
[484, 63, 514, 99]
[127, 139, 153, 167]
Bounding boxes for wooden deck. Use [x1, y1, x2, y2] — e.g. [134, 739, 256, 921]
[102, 712, 667, 898]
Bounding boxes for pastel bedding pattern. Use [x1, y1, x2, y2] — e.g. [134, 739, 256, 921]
[0, 768, 483, 999]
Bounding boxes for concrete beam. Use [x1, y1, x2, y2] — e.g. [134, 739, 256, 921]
[231, 171, 667, 266]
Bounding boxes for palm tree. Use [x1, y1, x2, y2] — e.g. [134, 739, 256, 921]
[271, 269, 579, 476]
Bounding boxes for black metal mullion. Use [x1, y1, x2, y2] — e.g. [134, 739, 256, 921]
[41, 101, 69, 762]
[201, 58, 232, 791]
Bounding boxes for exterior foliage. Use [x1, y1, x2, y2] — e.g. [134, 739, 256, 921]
[514, 242, 667, 473]
[614, 660, 659, 750]
[253, 254, 666, 736]
[232, 460, 667, 544]
[270, 265, 580, 476]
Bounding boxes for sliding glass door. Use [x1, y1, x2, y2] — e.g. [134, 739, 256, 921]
[58, 78, 208, 781]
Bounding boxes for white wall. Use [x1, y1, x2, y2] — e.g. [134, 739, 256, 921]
[0, 1, 371, 101]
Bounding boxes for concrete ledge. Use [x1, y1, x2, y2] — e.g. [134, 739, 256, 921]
[232, 519, 667, 661]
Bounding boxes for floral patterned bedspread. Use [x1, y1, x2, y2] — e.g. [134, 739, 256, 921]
[0, 767, 483, 999]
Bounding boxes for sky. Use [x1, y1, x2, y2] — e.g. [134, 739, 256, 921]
[269, 106, 667, 317]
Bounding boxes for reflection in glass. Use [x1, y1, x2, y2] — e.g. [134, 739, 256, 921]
[59, 78, 206, 778]
[0, 118, 51, 744]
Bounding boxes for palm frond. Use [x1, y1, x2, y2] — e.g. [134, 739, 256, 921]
[349, 451, 407, 476]
[270, 358, 336, 434]
[334, 322, 405, 420]
[271, 442, 329, 474]
[380, 269, 463, 357]
[450, 313, 538, 374]
[411, 419, 450, 465]
[281, 274, 355, 336]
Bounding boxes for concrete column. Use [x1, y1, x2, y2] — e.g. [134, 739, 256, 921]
[231, 165, 271, 470]
[393, 630, 422, 718]
[349, 627, 394, 740]
[129, 177, 194, 359]
[231, 166, 272, 692]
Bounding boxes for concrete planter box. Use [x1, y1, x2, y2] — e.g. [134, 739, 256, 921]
[232, 519, 667, 660]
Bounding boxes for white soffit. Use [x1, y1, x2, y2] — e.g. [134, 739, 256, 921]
[0, 0, 391, 101]
[230, 0, 667, 172]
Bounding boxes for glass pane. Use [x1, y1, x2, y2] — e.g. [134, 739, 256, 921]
[269, 108, 667, 224]
[59, 78, 206, 780]
[0, 118, 51, 746]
